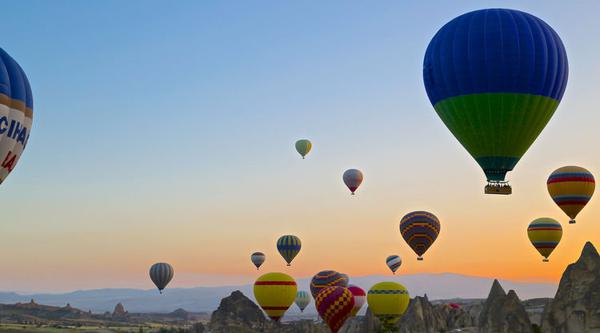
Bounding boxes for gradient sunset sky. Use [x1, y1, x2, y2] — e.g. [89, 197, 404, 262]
[1, 0, 599, 292]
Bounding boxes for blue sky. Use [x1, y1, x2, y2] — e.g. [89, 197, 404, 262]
[1, 1, 600, 291]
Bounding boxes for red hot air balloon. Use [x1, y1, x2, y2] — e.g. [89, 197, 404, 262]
[315, 286, 355, 333]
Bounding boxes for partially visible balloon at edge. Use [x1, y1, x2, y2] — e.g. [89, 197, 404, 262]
[0, 48, 34, 185]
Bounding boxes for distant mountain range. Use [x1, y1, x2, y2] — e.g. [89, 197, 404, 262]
[0, 273, 557, 314]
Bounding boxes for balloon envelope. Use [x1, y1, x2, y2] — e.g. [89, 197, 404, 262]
[251, 252, 266, 270]
[547, 166, 595, 224]
[386, 255, 402, 274]
[254, 272, 297, 322]
[295, 139, 312, 159]
[400, 211, 440, 260]
[149, 263, 174, 293]
[423, 9, 568, 189]
[276, 235, 301, 266]
[310, 270, 349, 299]
[295, 290, 311, 312]
[343, 169, 363, 195]
[528, 218, 562, 262]
[0, 48, 34, 185]
[367, 282, 410, 326]
[348, 285, 366, 316]
[315, 286, 354, 333]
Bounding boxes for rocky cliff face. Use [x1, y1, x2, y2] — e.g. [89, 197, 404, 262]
[541, 241, 600, 333]
[478, 279, 532, 333]
[208, 290, 269, 333]
[397, 295, 447, 332]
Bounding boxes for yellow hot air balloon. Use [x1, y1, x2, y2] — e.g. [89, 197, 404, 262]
[295, 139, 312, 159]
[547, 166, 595, 224]
[253, 272, 297, 322]
[527, 218, 563, 262]
[367, 282, 409, 330]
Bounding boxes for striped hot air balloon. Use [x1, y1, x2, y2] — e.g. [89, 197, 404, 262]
[367, 282, 410, 329]
[348, 285, 366, 316]
[400, 211, 441, 260]
[0, 48, 34, 185]
[315, 286, 354, 333]
[277, 235, 301, 266]
[253, 272, 297, 322]
[310, 270, 349, 299]
[423, 9, 569, 194]
[251, 252, 266, 270]
[385, 255, 402, 274]
[295, 139, 312, 159]
[295, 290, 311, 312]
[547, 166, 595, 224]
[149, 263, 174, 294]
[528, 218, 563, 262]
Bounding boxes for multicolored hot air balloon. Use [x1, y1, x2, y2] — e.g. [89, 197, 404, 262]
[423, 9, 569, 195]
[348, 285, 366, 316]
[253, 272, 297, 322]
[310, 270, 349, 299]
[367, 282, 410, 330]
[547, 166, 595, 224]
[277, 235, 301, 266]
[315, 286, 354, 333]
[385, 255, 402, 274]
[0, 48, 34, 185]
[400, 211, 440, 260]
[251, 252, 266, 270]
[527, 218, 563, 262]
[295, 290, 311, 312]
[295, 139, 312, 159]
[343, 169, 363, 195]
[149, 263, 174, 294]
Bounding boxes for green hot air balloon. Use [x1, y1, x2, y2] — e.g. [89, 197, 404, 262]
[295, 139, 312, 159]
[423, 9, 569, 195]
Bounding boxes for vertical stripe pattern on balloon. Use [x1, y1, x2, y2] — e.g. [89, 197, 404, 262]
[277, 235, 301, 266]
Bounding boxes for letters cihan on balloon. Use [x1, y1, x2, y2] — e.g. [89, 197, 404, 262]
[0, 48, 34, 184]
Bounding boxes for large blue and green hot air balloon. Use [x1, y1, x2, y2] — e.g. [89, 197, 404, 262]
[423, 9, 568, 194]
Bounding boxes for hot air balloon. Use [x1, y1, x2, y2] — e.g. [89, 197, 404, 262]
[277, 235, 301, 266]
[295, 290, 311, 312]
[547, 166, 595, 224]
[310, 270, 349, 299]
[295, 139, 312, 159]
[400, 211, 440, 261]
[251, 252, 266, 270]
[367, 282, 410, 330]
[343, 169, 363, 195]
[348, 285, 366, 316]
[423, 9, 569, 195]
[315, 286, 354, 333]
[528, 218, 562, 262]
[149, 263, 174, 294]
[253, 272, 297, 322]
[0, 48, 34, 185]
[385, 255, 402, 274]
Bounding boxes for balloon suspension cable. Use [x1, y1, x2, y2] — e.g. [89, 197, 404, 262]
[543, 258, 549, 262]
[569, 219, 576, 224]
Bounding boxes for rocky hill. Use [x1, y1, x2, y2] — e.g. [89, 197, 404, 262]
[541, 241, 600, 332]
